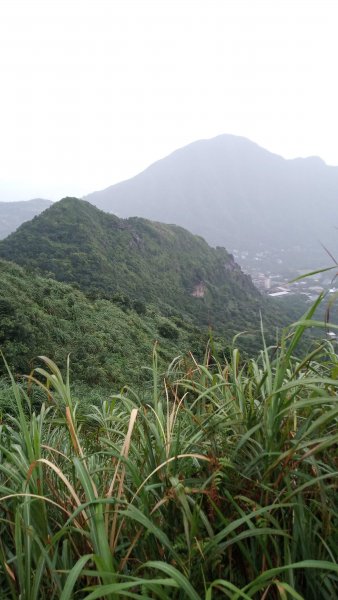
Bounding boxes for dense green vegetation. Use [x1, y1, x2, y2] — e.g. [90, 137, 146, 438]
[0, 259, 212, 390]
[0, 304, 337, 598]
[0, 197, 291, 349]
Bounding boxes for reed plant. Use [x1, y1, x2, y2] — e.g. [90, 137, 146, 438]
[0, 300, 337, 599]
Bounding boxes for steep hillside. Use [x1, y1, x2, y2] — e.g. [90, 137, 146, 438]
[0, 259, 208, 387]
[0, 198, 52, 239]
[85, 135, 338, 271]
[0, 197, 286, 347]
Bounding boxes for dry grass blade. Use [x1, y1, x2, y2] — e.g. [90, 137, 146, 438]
[0, 492, 71, 516]
[108, 407, 138, 551]
[41, 445, 71, 462]
[65, 406, 84, 458]
[26, 458, 87, 523]
[4, 561, 16, 582]
[131, 453, 211, 503]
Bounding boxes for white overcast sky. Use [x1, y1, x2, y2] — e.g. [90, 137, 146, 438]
[0, 0, 337, 201]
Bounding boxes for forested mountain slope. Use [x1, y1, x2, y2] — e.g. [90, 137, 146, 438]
[0, 197, 288, 347]
[0, 258, 209, 387]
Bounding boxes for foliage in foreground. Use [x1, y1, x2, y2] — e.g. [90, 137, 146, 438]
[0, 306, 337, 599]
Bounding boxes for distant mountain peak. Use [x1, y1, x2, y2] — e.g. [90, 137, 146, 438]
[83, 135, 338, 271]
[1, 135, 337, 274]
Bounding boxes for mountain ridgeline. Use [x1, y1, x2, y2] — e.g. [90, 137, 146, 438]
[85, 135, 338, 270]
[0, 197, 288, 351]
[2, 136, 338, 274]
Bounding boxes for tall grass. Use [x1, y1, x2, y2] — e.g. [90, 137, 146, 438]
[0, 303, 337, 598]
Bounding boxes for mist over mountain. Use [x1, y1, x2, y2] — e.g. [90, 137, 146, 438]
[85, 135, 338, 271]
[1, 135, 336, 275]
[0, 198, 52, 239]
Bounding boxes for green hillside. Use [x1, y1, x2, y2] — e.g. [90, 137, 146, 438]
[0, 197, 289, 348]
[0, 259, 208, 388]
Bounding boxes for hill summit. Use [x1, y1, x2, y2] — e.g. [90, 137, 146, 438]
[85, 134, 338, 270]
[0, 197, 284, 345]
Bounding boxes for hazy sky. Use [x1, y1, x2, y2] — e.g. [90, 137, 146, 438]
[1, 0, 337, 201]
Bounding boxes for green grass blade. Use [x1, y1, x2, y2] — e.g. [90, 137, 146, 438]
[60, 554, 94, 600]
[142, 562, 201, 600]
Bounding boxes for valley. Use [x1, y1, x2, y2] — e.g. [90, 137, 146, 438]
[236, 246, 335, 298]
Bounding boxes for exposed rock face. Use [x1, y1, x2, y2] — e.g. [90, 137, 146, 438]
[224, 255, 240, 272]
[192, 282, 206, 297]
